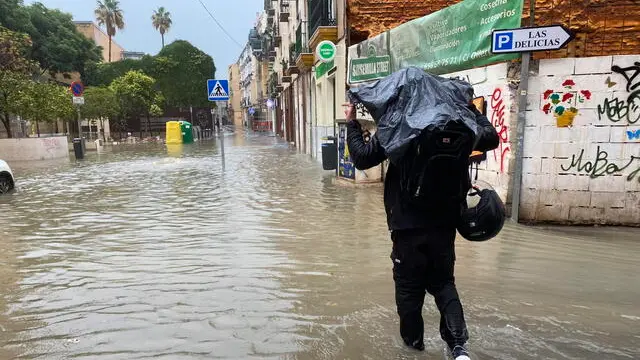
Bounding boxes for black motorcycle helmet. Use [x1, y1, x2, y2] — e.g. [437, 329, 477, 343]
[457, 180, 506, 242]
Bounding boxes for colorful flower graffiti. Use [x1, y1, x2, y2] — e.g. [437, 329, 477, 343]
[541, 79, 592, 127]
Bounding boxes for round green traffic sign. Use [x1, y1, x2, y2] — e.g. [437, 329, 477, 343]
[316, 40, 336, 63]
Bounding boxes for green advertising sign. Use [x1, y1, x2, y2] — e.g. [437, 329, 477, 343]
[348, 0, 524, 83]
[315, 59, 335, 79]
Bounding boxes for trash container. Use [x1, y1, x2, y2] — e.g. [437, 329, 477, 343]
[321, 136, 337, 170]
[181, 121, 194, 144]
[72, 138, 84, 159]
[166, 121, 182, 144]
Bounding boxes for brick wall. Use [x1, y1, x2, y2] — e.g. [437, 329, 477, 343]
[521, 55, 640, 224]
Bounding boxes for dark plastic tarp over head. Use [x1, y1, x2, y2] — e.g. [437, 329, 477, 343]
[348, 67, 479, 163]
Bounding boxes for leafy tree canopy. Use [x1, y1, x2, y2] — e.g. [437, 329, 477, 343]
[25, 3, 102, 77]
[0, 26, 36, 73]
[82, 86, 119, 120]
[17, 81, 74, 123]
[0, 0, 33, 33]
[109, 70, 157, 118]
[86, 40, 215, 108]
[155, 40, 215, 108]
[0, 26, 37, 137]
[0, 0, 102, 77]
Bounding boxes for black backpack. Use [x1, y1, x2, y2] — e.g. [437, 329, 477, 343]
[397, 120, 475, 207]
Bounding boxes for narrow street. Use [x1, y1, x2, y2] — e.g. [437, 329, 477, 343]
[1, 134, 638, 360]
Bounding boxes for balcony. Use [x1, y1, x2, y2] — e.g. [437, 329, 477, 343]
[293, 22, 314, 70]
[308, 0, 337, 51]
[272, 25, 282, 47]
[267, 72, 278, 97]
[248, 28, 262, 52]
[279, 0, 290, 22]
[285, 46, 299, 76]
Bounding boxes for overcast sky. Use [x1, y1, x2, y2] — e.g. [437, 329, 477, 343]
[25, 0, 263, 77]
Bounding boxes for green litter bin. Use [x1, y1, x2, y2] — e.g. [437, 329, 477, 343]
[181, 121, 194, 144]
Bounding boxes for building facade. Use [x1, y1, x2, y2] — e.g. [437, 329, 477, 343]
[228, 63, 244, 129]
[74, 21, 124, 63]
[233, 0, 639, 225]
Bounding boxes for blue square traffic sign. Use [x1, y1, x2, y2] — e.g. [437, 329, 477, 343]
[207, 79, 229, 101]
[493, 31, 513, 52]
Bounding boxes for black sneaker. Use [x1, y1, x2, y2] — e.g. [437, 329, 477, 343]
[403, 337, 425, 351]
[452, 345, 470, 360]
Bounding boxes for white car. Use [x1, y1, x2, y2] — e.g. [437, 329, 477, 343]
[0, 160, 15, 194]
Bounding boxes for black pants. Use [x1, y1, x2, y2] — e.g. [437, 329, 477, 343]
[391, 227, 468, 351]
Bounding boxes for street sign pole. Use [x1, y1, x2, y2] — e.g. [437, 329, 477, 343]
[70, 81, 85, 139]
[217, 101, 225, 170]
[511, 0, 537, 223]
[206, 79, 229, 169]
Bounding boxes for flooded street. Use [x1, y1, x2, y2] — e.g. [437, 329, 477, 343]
[1, 134, 639, 360]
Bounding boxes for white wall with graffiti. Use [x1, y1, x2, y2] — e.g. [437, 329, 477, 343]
[447, 62, 517, 203]
[0, 136, 69, 161]
[521, 55, 639, 224]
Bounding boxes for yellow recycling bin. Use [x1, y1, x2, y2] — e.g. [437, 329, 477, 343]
[166, 121, 182, 145]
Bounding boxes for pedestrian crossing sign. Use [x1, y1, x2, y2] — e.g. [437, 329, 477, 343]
[207, 79, 229, 101]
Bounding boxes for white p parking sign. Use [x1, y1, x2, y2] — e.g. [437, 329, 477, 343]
[494, 32, 513, 52]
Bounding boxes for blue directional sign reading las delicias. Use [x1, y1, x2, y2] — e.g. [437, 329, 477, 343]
[491, 25, 574, 54]
[207, 79, 229, 101]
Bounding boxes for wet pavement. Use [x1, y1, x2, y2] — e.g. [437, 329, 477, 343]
[1, 133, 639, 360]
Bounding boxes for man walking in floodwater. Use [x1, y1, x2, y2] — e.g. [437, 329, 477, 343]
[344, 101, 499, 360]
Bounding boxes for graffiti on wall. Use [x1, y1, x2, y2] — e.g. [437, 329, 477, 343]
[41, 137, 63, 154]
[561, 146, 640, 183]
[490, 88, 510, 173]
[541, 79, 592, 127]
[598, 61, 640, 128]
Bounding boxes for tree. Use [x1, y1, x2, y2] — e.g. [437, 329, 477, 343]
[0, 0, 33, 34]
[95, 0, 124, 63]
[0, 26, 36, 138]
[16, 82, 73, 137]
[82, 86, 119, 140]
[84, 56, 151, 86]
[25, 3, 102, 77]
[109, 70, 156, 136]
[151, 7, 172, 49]
[155, 40, 215, 108]
[83, 86, 118, 140]
[83, 40, 215, 110]
[83, 86, 118, 120]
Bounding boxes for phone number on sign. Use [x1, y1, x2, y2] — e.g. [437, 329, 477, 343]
[423, 49, 490, 70]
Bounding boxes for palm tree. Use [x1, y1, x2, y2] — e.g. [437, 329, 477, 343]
[95, 0, 125, 62]
[152, 7, 172, 49]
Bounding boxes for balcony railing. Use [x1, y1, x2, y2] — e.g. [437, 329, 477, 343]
[279, 0, 290, 22]
[294, 21, 309, 57]
[308, 0, 336, 38]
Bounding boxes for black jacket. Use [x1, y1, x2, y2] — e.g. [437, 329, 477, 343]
[346, 105, 500, 231]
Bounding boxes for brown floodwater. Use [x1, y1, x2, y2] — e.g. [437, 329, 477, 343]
[1, 133, 638, 359]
